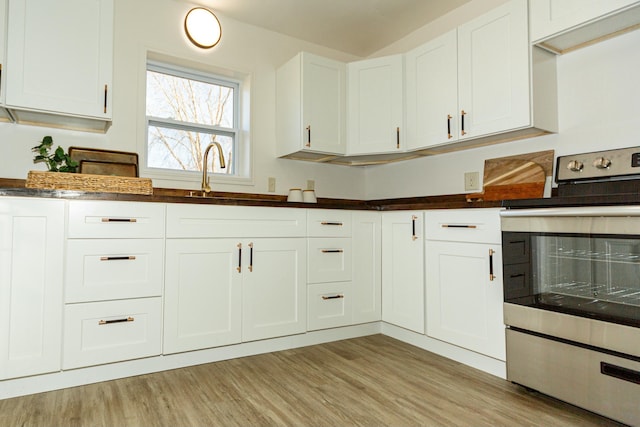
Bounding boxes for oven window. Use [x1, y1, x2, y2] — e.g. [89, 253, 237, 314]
[504, 232, 640, 327]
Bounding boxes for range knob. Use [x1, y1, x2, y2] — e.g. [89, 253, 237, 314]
[566, 160, 584, 172]
[593, 157, 612, 169]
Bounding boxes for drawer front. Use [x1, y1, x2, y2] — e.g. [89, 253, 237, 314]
[307, 210, 352, 237]
[65, 239, 164, 302]
[63, 298, 162, 369]
[307, 282, 352, 331]
[425, 208, 502, 243]
[68, 201, 165, 238]
[308, 238, 352, 283]
[167, 204, 306, 238]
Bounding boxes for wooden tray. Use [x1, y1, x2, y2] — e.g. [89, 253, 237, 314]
[26, 170, 153, 195]
[69, 147, 139, 176]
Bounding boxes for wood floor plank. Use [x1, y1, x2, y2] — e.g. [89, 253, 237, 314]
[0, 335, 624, 426]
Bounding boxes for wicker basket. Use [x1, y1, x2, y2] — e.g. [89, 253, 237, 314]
[26, 170, 153, 195]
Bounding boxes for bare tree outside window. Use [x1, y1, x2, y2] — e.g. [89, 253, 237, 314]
[146, 65, 239, 175]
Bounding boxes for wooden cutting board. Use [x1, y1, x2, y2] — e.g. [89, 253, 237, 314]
[467, 150, 554, 201]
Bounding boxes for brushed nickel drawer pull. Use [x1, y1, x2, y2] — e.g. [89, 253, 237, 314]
[322, 294, 344, 300]
[321, 221, 343, 226]
[442, 224, 477, 229]
[99, 316, 134, 325]
[321, 249, 344, 253]
[100, 256, 136, 261]
[101, 218, 137, 223]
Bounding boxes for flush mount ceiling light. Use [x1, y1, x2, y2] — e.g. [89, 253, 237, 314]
[184, 7, 222, 49]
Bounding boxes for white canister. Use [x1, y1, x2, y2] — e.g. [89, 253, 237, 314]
[302, 190, 317, 203]
[287, 188, 303, 202]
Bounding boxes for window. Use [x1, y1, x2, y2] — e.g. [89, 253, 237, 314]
[145, 61, 240, 177]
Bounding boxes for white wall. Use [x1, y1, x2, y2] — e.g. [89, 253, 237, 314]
[363, 8, 640, 199]
[0, 0, 366, 200]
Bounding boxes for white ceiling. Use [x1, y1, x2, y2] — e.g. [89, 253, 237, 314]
[190, 0, 472, 57]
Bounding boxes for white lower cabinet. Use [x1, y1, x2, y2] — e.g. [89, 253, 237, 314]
[0, 198, 64, 379]
[241, 238, 307, 342]
[381, 211, 424, 334]
[352, 211, 382, 324]
[163, 239, 242, 354]
[165, 237, 307, 352]
[425, 209, 505, 361]
[307, 282, 352, 330]
[63, 297, 162, 369]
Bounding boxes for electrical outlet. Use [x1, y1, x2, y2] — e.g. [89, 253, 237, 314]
[268, 177, 276, 192]
[306, 179, 315, 190]
[464, 172, 480, 191]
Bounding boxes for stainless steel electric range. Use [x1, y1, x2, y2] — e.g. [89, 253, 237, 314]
[500, 147, 640, 426]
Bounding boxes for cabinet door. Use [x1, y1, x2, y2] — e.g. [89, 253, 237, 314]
[242, 238, 306, 342]
[0, 198, 64, 379]
[302, 53, 346, 154]
[425, 241, 505, 360]
[5, 0, 113, 118]
[164, 239, 242, 354]
[0, 0, 9, 121]
[529, 0, 639, 42]
[347, 55, 404, 154]
[352, 211, 382, 324]
[381, 211, 424, 334]
[457, 0, 530, 139]
[405, 30, 459, 150]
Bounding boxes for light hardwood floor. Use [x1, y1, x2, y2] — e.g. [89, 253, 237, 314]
[0, 335, 623, 427]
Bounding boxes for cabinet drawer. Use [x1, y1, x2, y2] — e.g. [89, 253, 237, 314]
[425, 208, 502, 243]
[308, 238, 352, 283]
[68, 201, 165, 238]
[307, 282, 352, 331]
[307, 210, 352, 237]
[167, 204, 306, 238]
[63, 298, 162, 369]
[65, 239, 164, 302]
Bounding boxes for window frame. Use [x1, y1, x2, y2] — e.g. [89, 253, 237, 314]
[142, 59, 246, 183]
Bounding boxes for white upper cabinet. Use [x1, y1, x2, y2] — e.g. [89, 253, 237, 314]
[277, 52, 346, 157]
[405, 0, 556, 152]
[405, 30, 458, 150]
[347, 54, 404, 155]
[530, 0, 640, 53]
[0, 0, 11, 122]
[457, 0, 531, 140]
[5, 0, 113, 132]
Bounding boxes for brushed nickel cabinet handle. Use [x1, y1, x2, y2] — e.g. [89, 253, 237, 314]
[412, 215, 418, 241]
[321, 249, 344, 253]
[489, 248, 495, 281]
[321, 221, 343, 226]
[99, 316, 134, 325]
[322, 295, 344, 300]
[306, 125, 311, 147]
[101, 218, 137, 223]
[100, 256, 136, 261]
[237, 243, 242, 273]
[447, 114, 453, 139]
[396, 127, 400, 149]
[248, 242, 253, 272]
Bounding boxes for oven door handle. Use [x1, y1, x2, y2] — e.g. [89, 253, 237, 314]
[489, 248, 495, 281]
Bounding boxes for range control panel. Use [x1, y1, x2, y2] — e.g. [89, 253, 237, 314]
[556, 147, 640, 182]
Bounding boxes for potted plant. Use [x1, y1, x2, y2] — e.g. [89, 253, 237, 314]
[32, 136, 78, 172]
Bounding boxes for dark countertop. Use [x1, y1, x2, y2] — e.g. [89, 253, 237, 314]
[0, 177, 502, 211]
[6, 177, 640, 210]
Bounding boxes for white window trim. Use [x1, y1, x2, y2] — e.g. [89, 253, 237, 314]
[140, 56, 253, 187]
